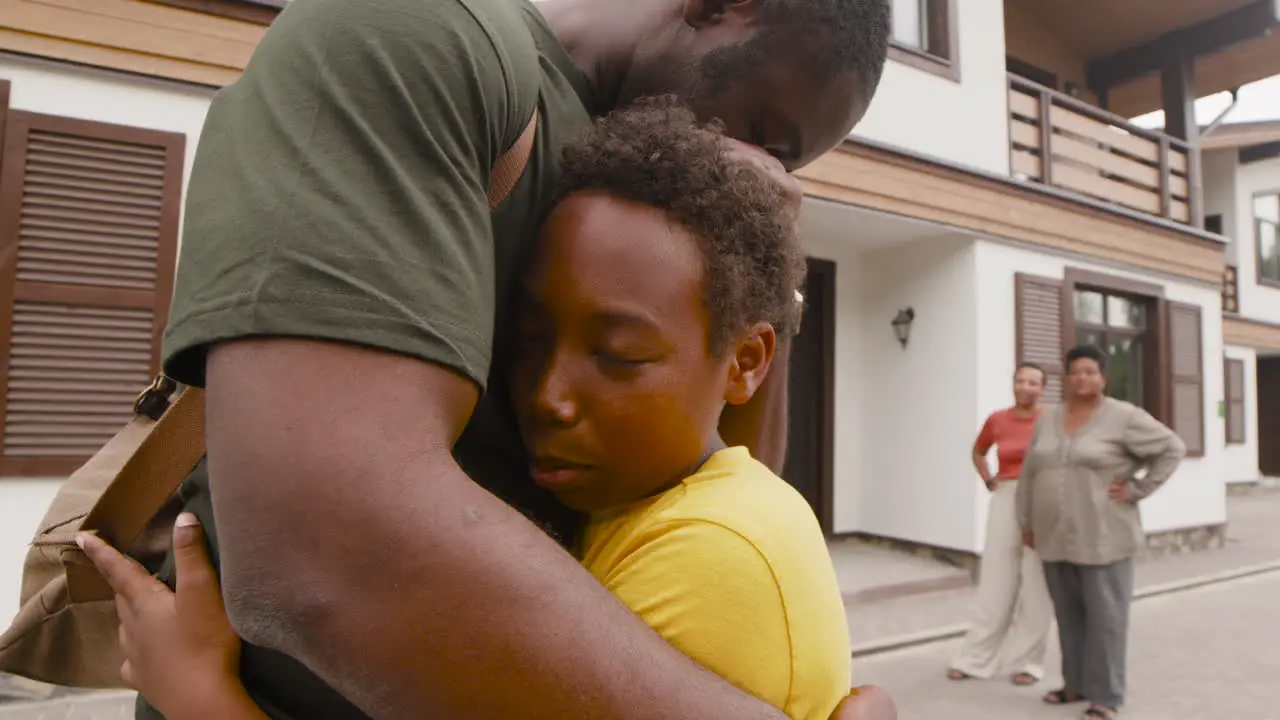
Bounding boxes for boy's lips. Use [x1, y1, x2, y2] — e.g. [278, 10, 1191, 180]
[529, 456, 594, 489]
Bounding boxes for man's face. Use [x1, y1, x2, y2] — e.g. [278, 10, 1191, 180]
[622, 34, 867, 171]
[509, 192, 732, 512]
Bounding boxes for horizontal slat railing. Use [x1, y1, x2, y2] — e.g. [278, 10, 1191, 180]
[1008, 75, 1197, 225]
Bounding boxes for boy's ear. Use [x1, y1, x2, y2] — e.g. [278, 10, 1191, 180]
[724, 323, 776, 406]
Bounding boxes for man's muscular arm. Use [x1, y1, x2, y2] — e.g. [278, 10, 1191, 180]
[210, 339, 789, 720]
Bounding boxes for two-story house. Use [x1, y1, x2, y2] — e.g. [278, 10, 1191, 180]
[1201, 119, 1280, 487]
[2, 0, 1279, 623]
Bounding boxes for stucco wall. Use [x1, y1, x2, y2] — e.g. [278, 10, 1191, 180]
[1232, 156, 1280, 325]
[854, 0, 1011, 175]
[804, 230, 984, 551]
[1202, 149, 1240, 265]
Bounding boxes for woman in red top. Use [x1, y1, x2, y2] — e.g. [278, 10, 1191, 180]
[947, 363, 1053, 686]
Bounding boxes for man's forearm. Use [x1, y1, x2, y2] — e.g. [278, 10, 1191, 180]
[719, 335, 791, 472]
[207, 340, 787, 720]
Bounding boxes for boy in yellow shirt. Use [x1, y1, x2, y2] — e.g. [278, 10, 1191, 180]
[80, 99, 852, 720]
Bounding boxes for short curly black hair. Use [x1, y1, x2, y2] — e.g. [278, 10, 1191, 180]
[558, 97, 805, 354]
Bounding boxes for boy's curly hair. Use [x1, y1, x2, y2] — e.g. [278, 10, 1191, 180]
[557, 96, 805, 353]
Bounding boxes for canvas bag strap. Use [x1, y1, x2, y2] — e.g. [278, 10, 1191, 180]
[80, 386, 206, 549]
[487, 110, 539, 210]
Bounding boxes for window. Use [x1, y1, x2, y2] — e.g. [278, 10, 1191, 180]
[1225, 358, 1246, 445]
[1016, 268, 1204, 456]
[0, 107, 184, 476]
[1072, 289, 1152, 408]
[1255, 193, 1280, 286]
[889, 0, 958, 81]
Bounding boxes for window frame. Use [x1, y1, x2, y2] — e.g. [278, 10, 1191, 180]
[1253, 190, 1280, 289]
[1062, 269, 1167, 421]
[888, 0, 960, 82]
[1225, 357, 1247, 445]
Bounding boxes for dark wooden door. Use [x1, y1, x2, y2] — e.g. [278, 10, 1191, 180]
[782, 258, 835, 533]
[1259, 358, 1280, 476]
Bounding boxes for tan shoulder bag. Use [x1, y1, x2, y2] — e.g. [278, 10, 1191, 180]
[0, 111, 540, 688]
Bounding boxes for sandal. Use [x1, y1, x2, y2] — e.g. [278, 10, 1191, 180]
[946, 668, 973, 681]
[1083, 706, 1117, 719]
[1011, 672, 1037, 686]
[1043, 689, 1086, 704]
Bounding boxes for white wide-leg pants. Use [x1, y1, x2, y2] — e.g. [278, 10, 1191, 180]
[951, 481, 1053, 679]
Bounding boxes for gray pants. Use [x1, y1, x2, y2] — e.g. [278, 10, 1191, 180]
[1042, 558, 1134, 709]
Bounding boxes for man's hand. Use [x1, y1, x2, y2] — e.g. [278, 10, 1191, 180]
[831, 686, 897, 720]
[78, 514, 264, 720]
[1022, 531, 1035, 549]
[1108, 477, 1133, 503]
[721, 137, 803, 223]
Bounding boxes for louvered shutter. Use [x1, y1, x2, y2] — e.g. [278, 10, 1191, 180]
[1166, 302, 1204, 458]
[1225, 357, 1246, 445]
[0, 111, 183, 476]
[1015, 273, 1065, 403]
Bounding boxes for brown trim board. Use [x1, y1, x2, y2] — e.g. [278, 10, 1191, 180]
[1, 0, 267, 88]
[797, 138, 1226, 285]
[1224, 316, 1280, 352]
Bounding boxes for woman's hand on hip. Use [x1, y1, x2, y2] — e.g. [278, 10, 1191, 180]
[1108, 477, 1134, 503]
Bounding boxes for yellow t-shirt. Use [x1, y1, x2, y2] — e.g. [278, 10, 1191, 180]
[579, 446, 851, 720]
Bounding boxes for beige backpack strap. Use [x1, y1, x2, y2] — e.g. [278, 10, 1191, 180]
[487, 110, 539, 210]
[80, 384, 206, 549]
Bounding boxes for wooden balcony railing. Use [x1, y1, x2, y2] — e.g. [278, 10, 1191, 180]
[1008, 75, 1200, 225]
[1224, 264, 1239, 314]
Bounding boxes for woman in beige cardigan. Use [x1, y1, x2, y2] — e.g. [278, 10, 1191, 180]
[1015, 344, 1185, 720]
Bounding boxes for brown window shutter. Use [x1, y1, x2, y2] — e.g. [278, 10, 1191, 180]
[0, 111, 184, 476]
[1166, 302, 1204, 458]
[1015, 273, 1065, 403]
[1225, 357, 1246, 445]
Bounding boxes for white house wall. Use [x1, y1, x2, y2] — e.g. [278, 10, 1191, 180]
[975, 240, 1228, 536]
[1223, 345, 1261, 484]
[853, 0, 1011, 175]
[1233, 155, 1280, 325]
[805, 228, 985, 551]
[0, 55, 214, 625]
[1202, 149, 1240, 265]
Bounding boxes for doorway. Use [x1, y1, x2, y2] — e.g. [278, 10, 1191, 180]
[782, 258, 836, 534]
[1259, 357, 1280, 476]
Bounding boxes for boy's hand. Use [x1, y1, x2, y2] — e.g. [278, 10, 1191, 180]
[79, 513, 245, 716]
[831, 685, 897, 720]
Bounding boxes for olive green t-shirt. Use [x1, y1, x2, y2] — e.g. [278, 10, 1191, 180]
[140, 0, 593, 716]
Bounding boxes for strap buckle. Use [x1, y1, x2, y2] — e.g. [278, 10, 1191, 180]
[134, 375, 178, 420]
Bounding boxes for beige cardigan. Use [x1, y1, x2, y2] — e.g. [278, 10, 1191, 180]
[1015, 397, 1186, 566]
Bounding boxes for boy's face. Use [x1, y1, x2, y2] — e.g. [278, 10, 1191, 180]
[510, 191, 752, 512]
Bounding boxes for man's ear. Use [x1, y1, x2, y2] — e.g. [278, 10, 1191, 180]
[724, 323, 776, 406]
[681, 0, 760, 28]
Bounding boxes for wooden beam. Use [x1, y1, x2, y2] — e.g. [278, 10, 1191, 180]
[1087, 0, 1280, 93]
[1161, 54, 1204, 228]
[1241, 140, 1280, 164]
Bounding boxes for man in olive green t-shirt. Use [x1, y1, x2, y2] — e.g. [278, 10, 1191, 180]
[143, 0, 892, 717]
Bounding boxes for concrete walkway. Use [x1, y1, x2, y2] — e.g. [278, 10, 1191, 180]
[854, 570, 1280, 719]
[5, 488, 1279, 719]
[844, 486, 1280, 652]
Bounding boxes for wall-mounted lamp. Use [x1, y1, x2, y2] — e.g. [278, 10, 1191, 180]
[891, 308, 915, 348]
